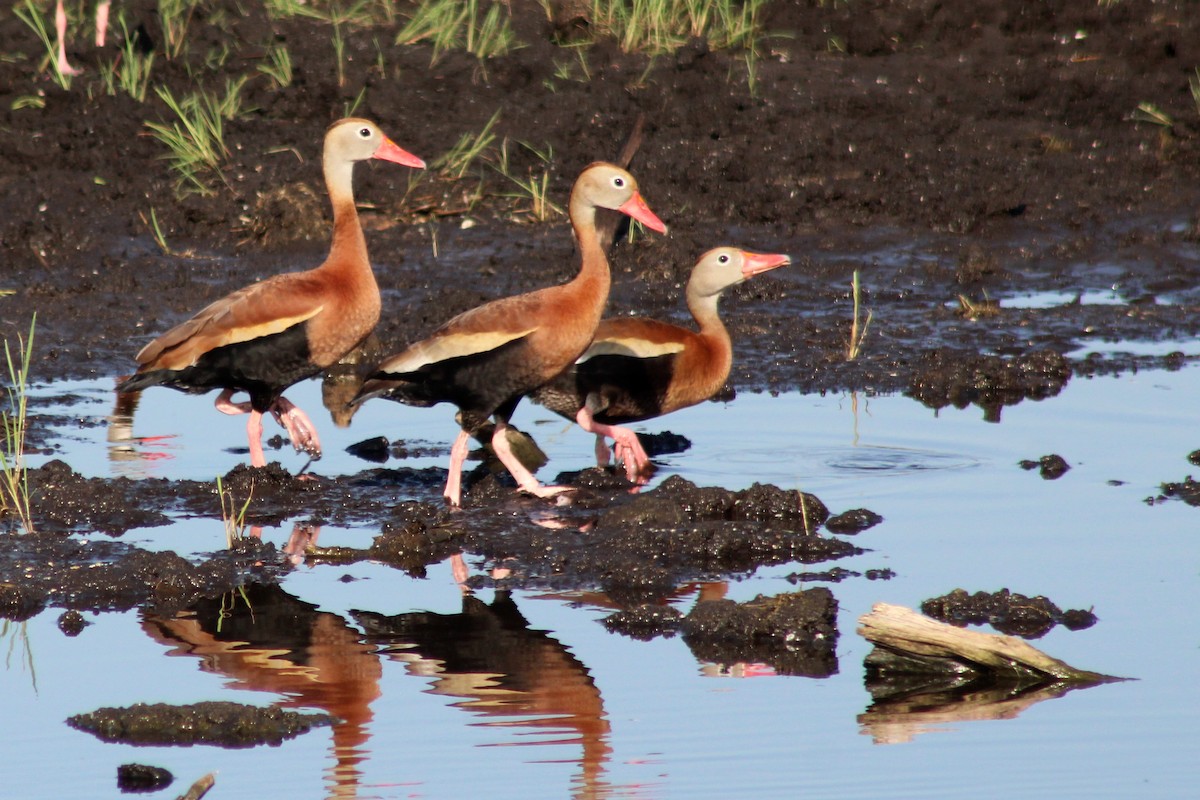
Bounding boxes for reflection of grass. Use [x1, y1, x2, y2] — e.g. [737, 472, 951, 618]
[14, 0, 71, 89]
[1, 317, 36, 535]
[1, 620, 37, 689]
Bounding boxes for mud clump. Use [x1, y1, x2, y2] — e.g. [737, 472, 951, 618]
[921, 588, 1098, 639]
[27, 460, 172, 533]
[681, 588, 839, 677]
[67, 701, 335, 748]
[1019, 454, 1071, 480]
[116, 764, 174, 793]
[825, 508, 884, 534]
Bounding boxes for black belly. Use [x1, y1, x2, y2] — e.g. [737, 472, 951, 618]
[543, 353, 675, 424]
[377, 337, 545, 432]
[120, 325, 315, 412]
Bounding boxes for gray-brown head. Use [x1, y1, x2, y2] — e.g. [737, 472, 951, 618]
[570, 162, 667, 232]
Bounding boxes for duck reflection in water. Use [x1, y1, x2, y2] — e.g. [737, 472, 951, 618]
[354, 590, 613, 799]
[142, 581, 613, 799]
[141, 583, 381, 799]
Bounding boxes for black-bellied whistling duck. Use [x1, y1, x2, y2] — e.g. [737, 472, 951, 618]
[117, 119, 424, 468]
[533, 246, 791, 482]
[352, 162, 666, 506]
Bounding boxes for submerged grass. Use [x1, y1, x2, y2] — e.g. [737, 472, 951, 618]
[1, 316, 36, 534]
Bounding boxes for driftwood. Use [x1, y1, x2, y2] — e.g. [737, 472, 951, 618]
[855, 603, 1126, 744]
[856, 603, 1126, 744]
[857, 603, 1121, 682]
[176, 773, 215, 800]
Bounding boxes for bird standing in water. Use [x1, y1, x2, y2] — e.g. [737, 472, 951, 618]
[353, 162, 666, 506]
[533, 247, 791, 482]
[118, 119, 425, 467]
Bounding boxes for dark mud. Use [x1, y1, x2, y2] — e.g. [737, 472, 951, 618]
[1, 3, 1194, 639]
[67, 701, 335, 747]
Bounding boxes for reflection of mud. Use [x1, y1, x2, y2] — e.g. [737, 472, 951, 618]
[143, 583, 382, 793]
[906, 349, 1071, 422]
[354, 591, 612, 799]
[921, 588, 1097, 639]
[681, 588, 840, 678]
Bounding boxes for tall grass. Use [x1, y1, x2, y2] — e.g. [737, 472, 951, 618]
[434, 109, 501, 179]
[397, 0, 518, 62]
[1, 316, 36, 535]
[97, 16, 156, 101]
[585, 0, 769, 55]
[494, 139, 563, 222]
[146, 80, 247, 195]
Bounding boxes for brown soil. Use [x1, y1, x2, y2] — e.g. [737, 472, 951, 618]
[2, 2, 1198, 616]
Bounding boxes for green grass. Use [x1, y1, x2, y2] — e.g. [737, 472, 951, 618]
[159, 0, 206, 60]
[493, 138, 563, 222]
[1, 316, 36, 535]
[846, 270, 873, 360]
[145, 80, 247, 196]
[583, 0, 770, 55]
[397, 0, 519, 63]
[434, 109, 501, 179]
[97, 16, 156, 101]
[216, 474, 254, 548]
[258, 42, 294, 89]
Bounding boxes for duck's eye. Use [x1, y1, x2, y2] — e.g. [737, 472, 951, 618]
[358, 127, 372, 139]
[718, 254, 730, 264]
[612, 176, 625, 188]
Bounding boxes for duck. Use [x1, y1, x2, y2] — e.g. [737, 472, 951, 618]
[117, 118, 425, 468]
[532, 246, 791, 481]
[352, 162, 666, 506]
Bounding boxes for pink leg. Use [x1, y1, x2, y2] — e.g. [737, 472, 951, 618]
[593, 434, 611, 467]
[94, 0, 110, 47]
[55, 0, 81, 75]
[443, 429, 470, 506]
[213, 390, 268, 467]
[575, 407, 650, 484]
[492, 421, 572, 500]
[271, 396, 322, 459]
[246, 410, 267, 467]
[214, 388, 253, 416]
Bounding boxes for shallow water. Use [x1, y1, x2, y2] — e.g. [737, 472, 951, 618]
[6, 365, 1200, 798]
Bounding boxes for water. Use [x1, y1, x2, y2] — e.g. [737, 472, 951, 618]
[5, 365, 1200, 798]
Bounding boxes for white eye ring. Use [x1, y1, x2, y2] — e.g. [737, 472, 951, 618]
[612, 176, 625, 188]
[718, 254, 730, 264]
[358, 127, 372, 139]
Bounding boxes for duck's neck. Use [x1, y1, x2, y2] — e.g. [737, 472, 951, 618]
[688, 291, 733, 375]
[323, 156, 371, 277]
[568, 197, 612, 317]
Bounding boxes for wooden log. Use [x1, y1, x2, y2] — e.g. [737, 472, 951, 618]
[857, 602, 1123, 683]
[175, 773, 215, 800]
